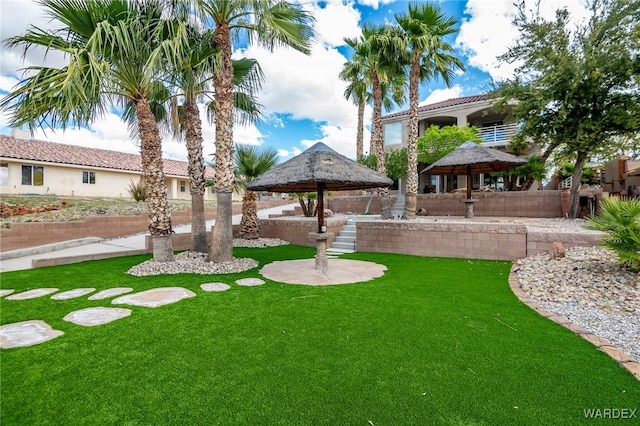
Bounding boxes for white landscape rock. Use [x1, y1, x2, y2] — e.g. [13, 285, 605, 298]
[51, 288, 96, 300]
[0, 320, 64, 348]
[6, 288, 59, 300]
[88, 287, 134, 300]
[64, 307, 132, 326]
[112, 287, 196, 308]
[200, 283, 231, 292]
[0, 289, 15, 298]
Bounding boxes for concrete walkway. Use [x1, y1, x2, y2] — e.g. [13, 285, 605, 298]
[0, 203, 298, 273]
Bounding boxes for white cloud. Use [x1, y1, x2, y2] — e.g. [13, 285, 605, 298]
[356, 0, 398, 10]
[305, 1, 362, 47]
[420, 86, 465, 106]
[456, 0, 590, 82]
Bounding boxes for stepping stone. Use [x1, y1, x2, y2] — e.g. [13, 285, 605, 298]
[201, 282, 231, 292]
[6, 288, 59, 300]
[0, 289, 15, 298]
[0, 320, 64, 349]
[236, 278, 265, 287]
[112, 287, 196, 308]
[64, 307, 132, 326]
[51, 288, 96, 300]
[88, 287, 134, 300]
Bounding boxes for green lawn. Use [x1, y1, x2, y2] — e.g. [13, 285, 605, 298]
[1, 246, 638, 425]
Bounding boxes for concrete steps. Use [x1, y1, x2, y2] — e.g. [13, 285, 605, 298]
[328, 219, 357, 254]
[391, 194, 405, 218]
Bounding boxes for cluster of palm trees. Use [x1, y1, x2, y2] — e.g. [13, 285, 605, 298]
[1, 0, 314, 263]
[339, 3, 464, 219]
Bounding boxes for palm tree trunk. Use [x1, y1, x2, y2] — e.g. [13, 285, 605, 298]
[183, 96, 208, 253]
[135, 97, 173, 262]
[404, 60, 420, 220]
[210, 23, 235, 263]
[239, 190, 259, 239]
[357, 99, 365, 159]
[371, 70, 392, 219]
[568, 151, 588, 219]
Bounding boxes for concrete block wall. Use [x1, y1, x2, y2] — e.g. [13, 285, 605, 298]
[258, 217, 346, 247]
[526, 232, 603, 256]
[328, 191, 563, 218]
[0, 199, 291, 252]
[356, 221, 528, 260]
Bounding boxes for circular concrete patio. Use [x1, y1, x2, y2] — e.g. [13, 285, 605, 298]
[259, 258, 387, 285]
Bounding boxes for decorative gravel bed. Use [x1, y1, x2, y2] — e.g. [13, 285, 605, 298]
[515, 246, 640, 362]
[127, 238, 289, 276]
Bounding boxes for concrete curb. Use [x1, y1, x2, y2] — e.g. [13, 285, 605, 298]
[0, 237, 104, 261]
[31, 249, 150, 269]
[508, 265, 640, 381]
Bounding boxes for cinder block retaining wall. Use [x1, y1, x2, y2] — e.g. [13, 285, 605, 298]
[328, 191, 563, 218]
[356, 221, 528, 260]
[258, 217, 346, 247]
[526, 232, 603, 257]
[0, 199, 291, 252]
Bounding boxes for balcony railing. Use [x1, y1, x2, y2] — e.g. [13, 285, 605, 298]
[479, 123, 519, 144]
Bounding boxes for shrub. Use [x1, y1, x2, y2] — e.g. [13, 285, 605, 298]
[585, 197, 640, 272]
[127, 178, 147, 202]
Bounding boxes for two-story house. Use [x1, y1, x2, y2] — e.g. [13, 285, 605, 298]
[381, 94, 520, 194]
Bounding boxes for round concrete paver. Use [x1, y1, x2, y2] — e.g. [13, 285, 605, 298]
[112, 287, 196, 308]
[0, 289, 15, 298]
[236, 278, 265, 287]
[201, 283, 231, 292]
[0, 320, 64, 349]
[64, 307, 132, 326]
[51, 288, 96, 300]
[88, 287, 134, 300]
[260, 259, 387, 286]
[6, 288, 59, 300]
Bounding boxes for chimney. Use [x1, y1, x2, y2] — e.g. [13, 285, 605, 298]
[618, 155, 628, 182]
[11, 129, 31, 140]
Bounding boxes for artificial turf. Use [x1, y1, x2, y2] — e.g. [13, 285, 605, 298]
[1, 245, 638, 425]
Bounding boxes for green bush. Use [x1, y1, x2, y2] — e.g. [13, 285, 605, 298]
[127, 178, 147, 202]
[585, 197, 640, 272]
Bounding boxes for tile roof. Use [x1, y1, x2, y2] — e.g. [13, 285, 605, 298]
[382, 94, 489, 120]
[0, 134, 214, 179]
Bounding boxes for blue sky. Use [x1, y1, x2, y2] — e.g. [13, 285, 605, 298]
[0, 0, 590, 162]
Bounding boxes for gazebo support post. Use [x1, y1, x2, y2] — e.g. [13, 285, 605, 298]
[462, 165, 476, 218]
[309, 231, 332, 272]
[317, 182, 325, 233]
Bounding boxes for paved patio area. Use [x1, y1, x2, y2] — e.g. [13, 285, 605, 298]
[259, 258, 387, 285]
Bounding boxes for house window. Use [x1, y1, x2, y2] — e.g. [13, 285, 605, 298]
[82, 171, 96, 184]
[383, 122, 402, 147]
[0, 163, 8, 186]
[180, 181, 186, 192]
[21, 165, 44, 186]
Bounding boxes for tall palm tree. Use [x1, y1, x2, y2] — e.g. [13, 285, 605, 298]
[165, 20, 264, 254]
[339, 45, 369, 160]
[347, 24, 405, 219]
[1, 0, 188, 262]
[234, 144, 279, 239]
[396, 3, 465, 219]
[188, 0, 314, 263]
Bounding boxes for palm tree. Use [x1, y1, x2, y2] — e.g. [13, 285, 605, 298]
[165, 20, 264, 254]
[339, 46, 369, 160]
[188, 0, 314, 263]
[234, 144, 279, 239]
[1, 0, 189, 262]
[395, 3, 465, 219]
[347, 24, 405, 219]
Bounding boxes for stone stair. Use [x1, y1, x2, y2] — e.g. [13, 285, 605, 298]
[390, 194, 405, 218]
[328, 218, 357, 254]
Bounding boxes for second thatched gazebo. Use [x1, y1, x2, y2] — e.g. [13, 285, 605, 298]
[248, 142, 393, 270]
[421, 141, 527, 218]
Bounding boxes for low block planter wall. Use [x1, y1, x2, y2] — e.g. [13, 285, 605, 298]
[526, 231, 603, 256]
[356, 220, 528, 261]
[259, 217, 346, 247]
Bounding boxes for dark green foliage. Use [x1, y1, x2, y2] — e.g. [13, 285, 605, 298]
[1, 247, 638, 425]
[417, 124, 482, 164]
[585, 197, 640, 271]
[359, 149, 407, 180]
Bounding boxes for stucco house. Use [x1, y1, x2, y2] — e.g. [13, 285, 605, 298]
[0, 132, 215, 200]
[381, 94, 521, 193]
[602, 155, 640, 196]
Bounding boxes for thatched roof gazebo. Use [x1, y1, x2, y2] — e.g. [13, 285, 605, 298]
[248, 142, 392, 271]
[421, 141, 527, 218]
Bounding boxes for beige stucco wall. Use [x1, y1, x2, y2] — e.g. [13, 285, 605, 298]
[0, 159, 214, 200]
